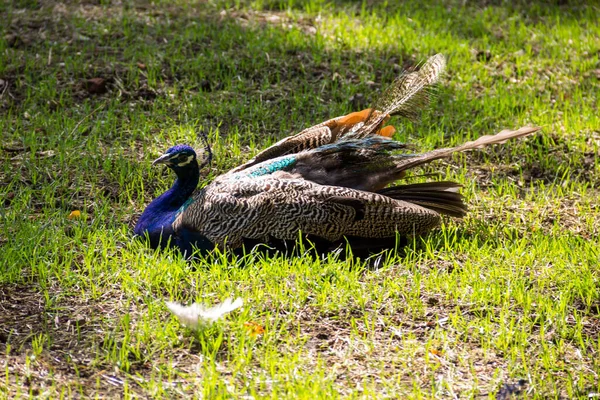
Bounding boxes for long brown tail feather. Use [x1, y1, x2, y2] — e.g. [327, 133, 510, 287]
[394, 126, 542, 173]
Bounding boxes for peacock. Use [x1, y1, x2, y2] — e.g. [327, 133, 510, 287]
[134, 54, 541, 257]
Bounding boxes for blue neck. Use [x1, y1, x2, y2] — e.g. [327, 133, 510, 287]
[135, 162, 199, 249]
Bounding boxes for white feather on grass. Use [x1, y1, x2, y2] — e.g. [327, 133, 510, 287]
[166, 298, 243, 330]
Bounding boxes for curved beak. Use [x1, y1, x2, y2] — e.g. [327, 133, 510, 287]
[152, 153, 173, 166]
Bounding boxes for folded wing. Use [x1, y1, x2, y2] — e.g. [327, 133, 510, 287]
[230, 54, 446, 174]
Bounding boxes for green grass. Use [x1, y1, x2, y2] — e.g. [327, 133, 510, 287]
[1, 0, 599, 398]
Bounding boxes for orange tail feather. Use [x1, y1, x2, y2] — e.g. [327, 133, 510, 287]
[377, 125, 396, 137]
[335, 109, 372, 127]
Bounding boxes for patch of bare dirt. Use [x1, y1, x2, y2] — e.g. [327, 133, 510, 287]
[0, 283, 186, 397]
[0, 284, 115, 397]
[291, 305, 509, 397]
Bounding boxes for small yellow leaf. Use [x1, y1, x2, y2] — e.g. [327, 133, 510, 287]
[244, 321, 265, 337]
[68, 210, 81, 219]
[429, 348, 443, 357]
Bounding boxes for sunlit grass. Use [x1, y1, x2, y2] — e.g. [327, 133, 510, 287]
[0, 0, 598, 398]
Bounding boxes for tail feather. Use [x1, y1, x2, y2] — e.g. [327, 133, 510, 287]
[288, 126, 540, 193]
[394, 126, 542, 173]
[289, 137, 411, 191]
[348, 53, 446, 139]
[378, 182, 467, 218]
[377, 53, 446, 120]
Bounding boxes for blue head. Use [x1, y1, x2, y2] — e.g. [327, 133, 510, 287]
[152, 144, 198, 177]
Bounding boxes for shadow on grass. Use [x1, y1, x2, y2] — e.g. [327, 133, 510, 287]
[199, 227, 482, 270]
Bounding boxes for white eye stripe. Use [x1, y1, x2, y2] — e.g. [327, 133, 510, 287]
[176, 155, 194, 166]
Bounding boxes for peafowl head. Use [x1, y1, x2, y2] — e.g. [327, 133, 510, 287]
[152, 131, 213, 176]
[152, 144, 198, 174]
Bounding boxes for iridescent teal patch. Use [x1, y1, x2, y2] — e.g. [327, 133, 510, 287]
[173, 197, 195, 221]
[243, 155, 297, 178]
